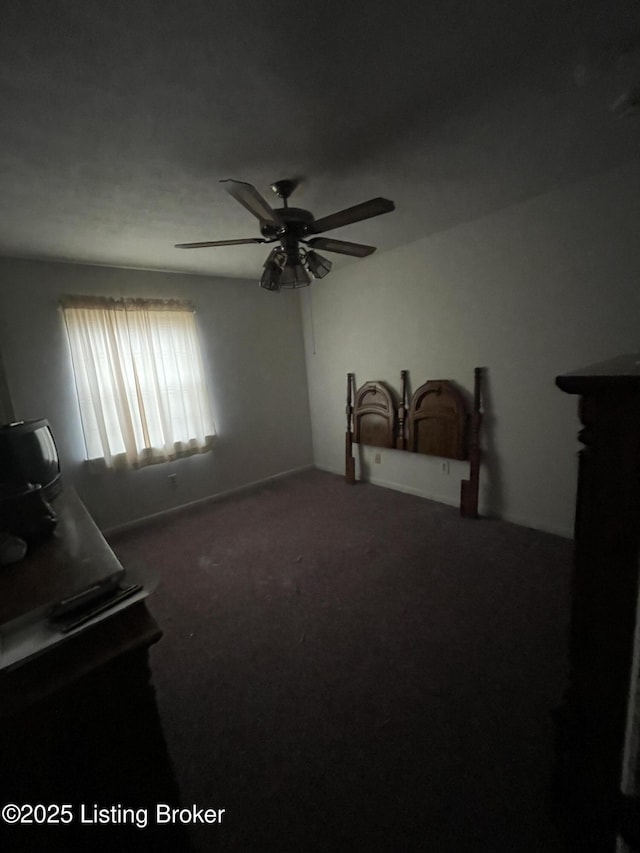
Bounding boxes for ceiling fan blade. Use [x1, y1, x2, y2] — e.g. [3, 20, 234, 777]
[306, 237, 376, 258]
[309, 197, 395, 235]
[175, 238, 270, 249]
[220, 179, 282, 226]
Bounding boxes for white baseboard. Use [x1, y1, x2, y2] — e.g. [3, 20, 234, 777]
[106, 462, 572, 540]
[104, 464, 314, 536]
[494, 511, 572, 539]
[313, 463, 572, 539]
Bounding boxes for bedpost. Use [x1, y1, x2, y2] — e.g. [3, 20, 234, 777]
[397, 369, 408, 450]
[460, 366, 482, 518]
[345, 372, 356, 484]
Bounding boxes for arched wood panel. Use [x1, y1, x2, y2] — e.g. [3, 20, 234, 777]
[408, 380, 468, 460]
[353, 381, 396, 449]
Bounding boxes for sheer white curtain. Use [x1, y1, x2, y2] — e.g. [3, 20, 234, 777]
[62, 295, 216, 470]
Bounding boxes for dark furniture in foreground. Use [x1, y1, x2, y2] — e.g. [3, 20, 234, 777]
[0, 492, 188, 852]
[555, 353, 640, 852]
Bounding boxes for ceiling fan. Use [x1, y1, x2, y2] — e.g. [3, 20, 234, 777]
[175, 179, 395, 291]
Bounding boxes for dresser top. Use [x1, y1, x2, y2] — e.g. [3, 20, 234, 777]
[0, 488, 125, 627]
[556, 352, 640, 394]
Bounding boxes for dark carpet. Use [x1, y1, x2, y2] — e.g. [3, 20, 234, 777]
[110, 468, 573, 852]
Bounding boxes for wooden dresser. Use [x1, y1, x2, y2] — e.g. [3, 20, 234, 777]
[0, 491, 191, 852]
[556, 353, 640, 851]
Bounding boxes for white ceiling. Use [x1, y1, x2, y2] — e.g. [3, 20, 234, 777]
[1, 0, 640, 280]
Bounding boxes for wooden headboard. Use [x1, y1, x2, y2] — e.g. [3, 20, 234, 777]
[407, 380, 468, 459]
[345, 368, 483, 518]
[351, 378, 396, 449]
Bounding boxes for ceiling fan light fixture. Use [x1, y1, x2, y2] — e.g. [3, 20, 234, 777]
[305, 250, 332, 279]
[259, 259, 283, 291]
[279, 260, 311, 289]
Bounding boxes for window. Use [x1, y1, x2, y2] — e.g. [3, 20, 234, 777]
[62, 295, 216, 471]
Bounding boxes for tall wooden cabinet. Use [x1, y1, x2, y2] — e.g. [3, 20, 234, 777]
[555, 354, 640, 851]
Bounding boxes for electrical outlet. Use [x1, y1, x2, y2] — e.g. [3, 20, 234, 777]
[374, 452, 381, 464]
[441, 461, 450, 475]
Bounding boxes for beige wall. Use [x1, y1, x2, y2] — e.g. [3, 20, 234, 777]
[0, 257, 313, 529]
[3, 158, 639, 536]
[302, 159, 640, 536]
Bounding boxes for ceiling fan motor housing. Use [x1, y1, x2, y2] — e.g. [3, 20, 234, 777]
[260, 207, 315, 240]
[280, 231, 304, 265]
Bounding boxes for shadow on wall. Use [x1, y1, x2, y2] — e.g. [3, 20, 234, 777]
[479, 367, 504, 519]
[357, 446, 371, 482]
[0, 348, 15, 424]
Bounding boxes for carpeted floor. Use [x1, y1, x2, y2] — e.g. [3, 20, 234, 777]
[110, 468, 573, 852]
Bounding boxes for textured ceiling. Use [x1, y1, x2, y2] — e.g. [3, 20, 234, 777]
[1, 0, 640, 280]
